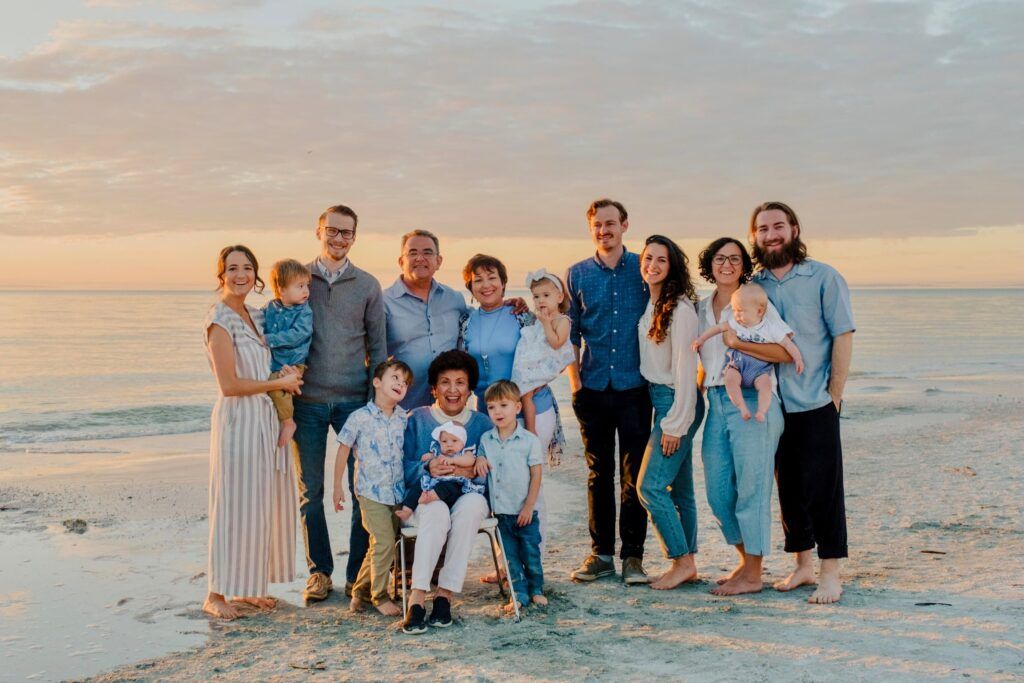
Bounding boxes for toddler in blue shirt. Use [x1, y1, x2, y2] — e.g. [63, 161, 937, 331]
[479, 380, 546, 611]
[262, 259, 313, 446]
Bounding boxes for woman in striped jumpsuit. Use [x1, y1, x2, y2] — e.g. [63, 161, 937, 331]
[202, 245, 301, 620]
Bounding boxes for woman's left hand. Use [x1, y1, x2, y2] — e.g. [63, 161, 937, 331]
[504, 297, 529, 314]
[661, 433, 680, 456]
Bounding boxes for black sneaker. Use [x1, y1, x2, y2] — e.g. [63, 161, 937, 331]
[428, 596, 452, 628]
[402, 604, 427, 635]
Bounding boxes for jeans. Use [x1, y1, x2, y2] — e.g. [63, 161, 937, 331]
[637, 384, 706, 559]
[293, 399, 368, 582]
[701, 386, 783, 557]
[572, 385, 652, 559]
[497, 512, 544, 605]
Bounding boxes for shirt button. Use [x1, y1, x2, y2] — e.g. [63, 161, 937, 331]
[613, 329, 617, 333]
[610, 364, 615, 369]
[614, 310, 618, 314]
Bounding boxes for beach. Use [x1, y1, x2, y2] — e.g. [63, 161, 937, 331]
[1, 375, 1022, 681]
[1, 289, 1023, 681]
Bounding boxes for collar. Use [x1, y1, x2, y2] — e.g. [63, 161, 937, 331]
[388, 275, 440, 300]
[488, 424, 525, 443]
[591, 246, 630, 271]
[429, 402, 475, 427]
[366, 400, 406, 421]
[758, 259, 812, 283]
[314, 257, 351, 281]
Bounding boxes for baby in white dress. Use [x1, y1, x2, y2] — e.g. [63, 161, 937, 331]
[511, 268, 575, 435]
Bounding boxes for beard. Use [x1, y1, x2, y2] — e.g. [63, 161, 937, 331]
[752, 236, 806, 269]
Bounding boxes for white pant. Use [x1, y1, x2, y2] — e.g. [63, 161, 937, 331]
[410, 492, 489, 593]
[533, 407, 556, 552]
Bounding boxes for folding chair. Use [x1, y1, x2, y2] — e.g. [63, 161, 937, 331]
[395, 515, 521, 621]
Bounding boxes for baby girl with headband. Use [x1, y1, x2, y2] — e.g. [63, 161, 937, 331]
[511, 269, 575, 435]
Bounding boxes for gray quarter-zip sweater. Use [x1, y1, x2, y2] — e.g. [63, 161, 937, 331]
[299, 259, 387, 404]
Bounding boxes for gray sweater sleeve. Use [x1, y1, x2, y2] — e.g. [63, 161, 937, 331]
[364, 279, 388, 381]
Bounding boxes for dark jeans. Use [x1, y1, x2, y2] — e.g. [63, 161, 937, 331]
[775, 401, 848, 559]
[293, 399, 368, 582]
[401, 479, 464, 511]
[497, 512, 543, 605]
[572, 384, 653, 559]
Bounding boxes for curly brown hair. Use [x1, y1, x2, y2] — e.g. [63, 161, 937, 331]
[643, 235, 697, 344]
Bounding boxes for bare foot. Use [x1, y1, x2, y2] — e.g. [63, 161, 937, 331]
[710, 575, 763, 596]
[503, 600, 523, 614]
[774, 563, 817, 592]
[203, 594, 241, 620]
[531, 594, 548, 606]
[419, 490, 440, 504]
[740, 408, 752, 420]
[808, 560, 842, 604]
[650, 563, 698, 590]
[349, 596, 369, 612]
[717, 562, 745, 585]
[395, 507, 413, 522]
[375, 600, 402, 616]
[479, 570, 506, 585]
[754, 411, 767, 423]
[234, 596, 277, 610]
[277, 418, 297, 448]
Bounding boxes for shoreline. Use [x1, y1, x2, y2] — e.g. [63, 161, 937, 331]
[2, 383, 1023, 681]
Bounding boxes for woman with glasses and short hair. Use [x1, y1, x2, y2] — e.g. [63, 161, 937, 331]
[696, 237, 792, 596]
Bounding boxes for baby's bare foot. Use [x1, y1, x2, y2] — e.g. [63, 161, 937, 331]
[740, 409, 752, 420]
[755, 411, 767, 423]
[419, 490, 440, 504]
[277, 419, 297, 448]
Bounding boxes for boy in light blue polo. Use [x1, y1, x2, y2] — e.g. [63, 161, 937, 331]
[479, 380, 546, 610]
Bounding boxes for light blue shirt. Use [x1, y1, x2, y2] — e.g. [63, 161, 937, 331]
[480, 425, 544, 515]
[384, 277, 468, 410]
[337, 401, 409, 505]
[754, 259, 855, 413]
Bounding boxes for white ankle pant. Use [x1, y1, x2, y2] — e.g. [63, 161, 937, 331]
[410, 492, 489, 593]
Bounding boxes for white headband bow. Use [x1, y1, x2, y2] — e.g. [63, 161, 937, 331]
[525, 268, 562, 293]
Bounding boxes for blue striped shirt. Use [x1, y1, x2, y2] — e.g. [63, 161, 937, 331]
[566, 249, 649, 391]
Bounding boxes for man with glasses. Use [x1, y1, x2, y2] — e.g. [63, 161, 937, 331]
[384, 230, 468, 409]
[294, 204, 387, 603]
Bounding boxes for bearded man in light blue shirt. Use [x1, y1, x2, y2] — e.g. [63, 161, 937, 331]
[732, 201, 854, 606]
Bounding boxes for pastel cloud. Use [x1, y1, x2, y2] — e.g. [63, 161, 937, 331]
[0, 0, 1020, 244]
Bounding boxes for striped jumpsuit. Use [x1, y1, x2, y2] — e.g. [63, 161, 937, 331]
[203, 302, 296, 597]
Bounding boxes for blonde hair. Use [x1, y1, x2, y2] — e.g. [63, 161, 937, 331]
[269, 259, 311, 299]
[484, 379, 521, 403]
[731, 283, 768, 310]
[529, 273, 571, 313]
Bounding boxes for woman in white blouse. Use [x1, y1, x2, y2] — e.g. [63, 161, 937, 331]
[635, 235, 705, 590]
[696, 237, 791, 596]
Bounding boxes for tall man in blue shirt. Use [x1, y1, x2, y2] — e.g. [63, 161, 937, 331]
[566, 198, 653, 585]
[739, 201, 854, 605]
[383, 230, 468, 409]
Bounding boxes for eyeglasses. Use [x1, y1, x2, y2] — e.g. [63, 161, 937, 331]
[323, 227, 356, 240]
[712, 255, 744, 266]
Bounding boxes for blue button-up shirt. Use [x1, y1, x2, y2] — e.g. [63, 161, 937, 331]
[337, 401, 409, 505]
[261, 299, 313, 372]
[479, 425, 544, 515]
[566, 248, 648, 391]
[384, 277, 468, 409]
[754, 259, 855, 413]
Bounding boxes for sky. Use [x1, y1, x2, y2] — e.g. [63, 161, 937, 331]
[0, 0, 1021, 289]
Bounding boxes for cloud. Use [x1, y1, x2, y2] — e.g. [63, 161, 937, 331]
[0, 0, 1020, 241]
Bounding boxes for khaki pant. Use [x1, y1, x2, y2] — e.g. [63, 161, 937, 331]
[267, 364, 305, 421]
[352, 495, 400, 605]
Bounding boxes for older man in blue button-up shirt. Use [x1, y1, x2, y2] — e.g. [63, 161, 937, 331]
[384, 230, 468, 410]
[565, 198, 653, 585]
[743, 201, 855, 606]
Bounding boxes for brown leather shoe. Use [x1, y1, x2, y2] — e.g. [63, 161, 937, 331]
[303, 572, 333, 602]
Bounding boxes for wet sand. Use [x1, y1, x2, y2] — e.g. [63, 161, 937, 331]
[2, 378, 1023, 681]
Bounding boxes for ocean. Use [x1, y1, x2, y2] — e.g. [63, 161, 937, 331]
[1, 288, 1021, 452]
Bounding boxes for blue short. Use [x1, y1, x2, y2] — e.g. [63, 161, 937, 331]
[725, 348, 772, 387]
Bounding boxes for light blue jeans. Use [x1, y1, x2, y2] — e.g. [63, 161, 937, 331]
[700, 386, 783, 557]
[637, 384, 706, 559]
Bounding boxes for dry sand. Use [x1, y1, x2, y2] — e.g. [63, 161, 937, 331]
[2, 380, 1022, 682]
